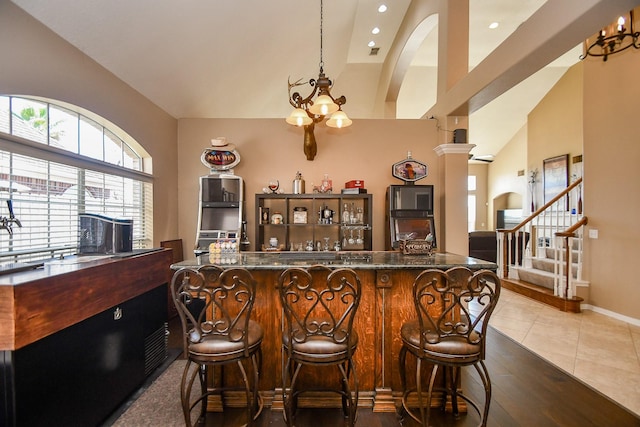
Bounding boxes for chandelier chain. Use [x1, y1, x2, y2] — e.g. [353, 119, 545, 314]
[319, 0, 324, 70]
[285, 0, 351, 160]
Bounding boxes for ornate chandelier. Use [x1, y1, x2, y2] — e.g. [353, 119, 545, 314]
[286, 0, 352, 161]
[580, 9, 639, 61]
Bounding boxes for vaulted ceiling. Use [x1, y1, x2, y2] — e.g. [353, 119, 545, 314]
[11, 0, 639, 160]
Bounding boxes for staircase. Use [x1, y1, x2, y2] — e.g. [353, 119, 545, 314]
[517, 238, 580, 289]
[497, 178, 588, 313]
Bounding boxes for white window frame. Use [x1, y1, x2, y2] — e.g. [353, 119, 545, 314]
[0, 95, 153, 263]
[468, 175, 477, 232]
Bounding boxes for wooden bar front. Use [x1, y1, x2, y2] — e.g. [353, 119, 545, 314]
[0, 249, 173, 351]
[172, 251, 497, 411]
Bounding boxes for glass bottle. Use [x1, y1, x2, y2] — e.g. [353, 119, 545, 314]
[342, 203, 350, 224]
[240, 220, 250, 251]
[321, 173, 332, 193]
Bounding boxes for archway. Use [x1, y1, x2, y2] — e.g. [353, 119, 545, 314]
[493, 191, 522, 229]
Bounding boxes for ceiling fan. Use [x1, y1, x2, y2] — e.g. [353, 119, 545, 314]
[468, 154, 495, 163]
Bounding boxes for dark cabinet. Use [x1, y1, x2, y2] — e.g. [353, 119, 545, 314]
[1, 285, 167, 427]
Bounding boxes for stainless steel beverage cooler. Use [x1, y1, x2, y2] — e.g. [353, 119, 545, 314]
[78, 213, 133, 254]
[194, 174, 244, 255]
[385, 184, 436, 250]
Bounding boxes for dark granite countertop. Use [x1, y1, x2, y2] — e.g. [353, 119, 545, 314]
[171, 251, 497, 270]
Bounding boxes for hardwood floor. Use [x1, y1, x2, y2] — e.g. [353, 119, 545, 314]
[188, 325, 639, 427]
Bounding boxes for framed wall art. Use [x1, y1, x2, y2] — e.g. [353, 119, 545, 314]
[543, 154, 569, 208]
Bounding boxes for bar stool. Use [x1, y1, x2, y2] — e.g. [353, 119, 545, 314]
[398, 267, 501, 427]
[278, 265, 362, 427]
[171, 265, 264, 426]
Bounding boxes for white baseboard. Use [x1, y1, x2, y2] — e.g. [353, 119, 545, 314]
[580, 303, 640, 327]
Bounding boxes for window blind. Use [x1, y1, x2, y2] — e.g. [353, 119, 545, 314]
[0, 95, 153, 263]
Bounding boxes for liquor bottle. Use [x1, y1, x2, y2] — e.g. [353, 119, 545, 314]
[342, 203, 350, 224]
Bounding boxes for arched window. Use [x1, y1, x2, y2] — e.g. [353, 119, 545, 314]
[0, 95, 153, 263]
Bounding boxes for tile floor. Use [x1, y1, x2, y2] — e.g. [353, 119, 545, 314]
[489, 289, 640, 416]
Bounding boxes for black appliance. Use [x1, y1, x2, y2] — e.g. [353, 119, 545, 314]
[386, 185, 436, 250]
[1, 285, 167, 427]
[79, 213, 133, 254]
[194, 174, 244, 255]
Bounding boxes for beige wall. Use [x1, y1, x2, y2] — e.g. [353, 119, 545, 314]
[582, 51, 640, 319]
[528, 64, 584, 208]
[488, 125, 528, 229]
[0, 2, 180, 245]
[177, 119, 449, 253]
[489, 57, 640, 320]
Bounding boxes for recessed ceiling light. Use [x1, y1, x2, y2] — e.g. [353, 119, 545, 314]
[372, 27, 380, 35]
[489, 22, 499, 29]
[378, 4, 387, 13]
[368, 41, 376, 47]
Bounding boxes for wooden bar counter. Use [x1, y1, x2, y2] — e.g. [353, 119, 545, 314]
[172, 251, 497, 412]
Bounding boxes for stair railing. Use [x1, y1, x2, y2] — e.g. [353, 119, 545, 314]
[497, 177, 584, 298]
[556, 216, 588, 299]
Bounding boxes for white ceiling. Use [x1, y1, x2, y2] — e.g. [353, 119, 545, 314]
[11, 0, 588, 160]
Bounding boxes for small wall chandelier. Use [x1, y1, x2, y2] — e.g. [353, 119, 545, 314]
[286, 0, 352, 161]
[580, 9, 639, 61]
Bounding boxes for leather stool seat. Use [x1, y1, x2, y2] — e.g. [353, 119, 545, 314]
[189, 320, 263, 363]
[401, 320, 481, 363]
[283, 323, 358, 364]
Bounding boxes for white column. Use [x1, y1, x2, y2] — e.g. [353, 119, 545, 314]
[434, 143, 475, 256]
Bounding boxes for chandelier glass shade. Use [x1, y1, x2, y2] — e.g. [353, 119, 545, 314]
[286, 0, 351, 160]
[308, 94, 340, 116]
[580, 9, 639, 61]
[285, 108, 313, 126]
[326, 110, 352, 128]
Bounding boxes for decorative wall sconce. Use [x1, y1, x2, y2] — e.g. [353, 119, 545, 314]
[580, 9, 639, 61]
[286, 0, 351, 161]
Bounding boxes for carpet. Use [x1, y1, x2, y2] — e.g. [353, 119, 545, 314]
[105, 356, 188, 426]
[100, 348, 186, 427]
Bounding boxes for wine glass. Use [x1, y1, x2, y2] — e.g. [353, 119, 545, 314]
[268, 179, 279, 193]
[348, 229, 355, 245]
[323, 237, 330, 251]
[356, 227, 363, 245]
